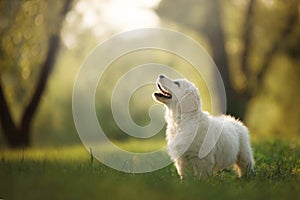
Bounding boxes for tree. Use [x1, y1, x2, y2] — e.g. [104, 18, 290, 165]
[156, 0, 299, 120]
[0, 0, 74, 147]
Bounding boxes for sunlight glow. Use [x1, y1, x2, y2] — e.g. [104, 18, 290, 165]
[62, 0, 161, 48]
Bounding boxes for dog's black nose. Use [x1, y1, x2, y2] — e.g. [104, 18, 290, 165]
[159, 74, 165, 79]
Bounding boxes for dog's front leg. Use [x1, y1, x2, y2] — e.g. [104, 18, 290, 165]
[192, 158, 214, 180]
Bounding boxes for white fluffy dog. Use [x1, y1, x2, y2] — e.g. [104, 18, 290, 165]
[153, 74, 255, 179]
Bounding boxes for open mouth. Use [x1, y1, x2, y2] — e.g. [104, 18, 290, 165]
[154, 83, 172, 99]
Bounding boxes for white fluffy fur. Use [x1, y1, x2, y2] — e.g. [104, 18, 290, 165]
[153, 75, 255, 179]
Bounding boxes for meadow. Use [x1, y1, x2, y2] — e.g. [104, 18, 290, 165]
[1, 139, 299, 200]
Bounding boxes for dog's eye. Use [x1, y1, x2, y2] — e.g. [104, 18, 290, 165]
[174, 81, 180, 87]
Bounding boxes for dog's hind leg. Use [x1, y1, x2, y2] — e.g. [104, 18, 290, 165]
[236, 131, 255, 177]
[174, 160, 185, 181]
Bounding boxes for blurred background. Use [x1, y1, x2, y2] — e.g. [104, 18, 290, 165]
[0, 0, 299, 149]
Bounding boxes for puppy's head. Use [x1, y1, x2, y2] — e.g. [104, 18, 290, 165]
[153, 74, 201, 113]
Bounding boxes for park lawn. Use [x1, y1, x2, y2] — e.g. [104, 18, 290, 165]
[0, 139, 299, 200]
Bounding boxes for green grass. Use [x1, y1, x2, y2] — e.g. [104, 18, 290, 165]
[0, 139, 299, 200]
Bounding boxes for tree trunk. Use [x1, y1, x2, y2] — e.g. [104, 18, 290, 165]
[0, 83, 30, 147]
[201, 0, 298, 120]
[0, 0, 73, 148]
[20, 34, 60, 143]
[0, 36, 60, 148]
[201, 0, 248, 119]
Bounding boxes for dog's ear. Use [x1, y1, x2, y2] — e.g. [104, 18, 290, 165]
[179, 93, 199, 113]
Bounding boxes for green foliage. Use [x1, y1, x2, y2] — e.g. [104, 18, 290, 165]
[0, 139, 299, 199]
[247, 56, 300, 138]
